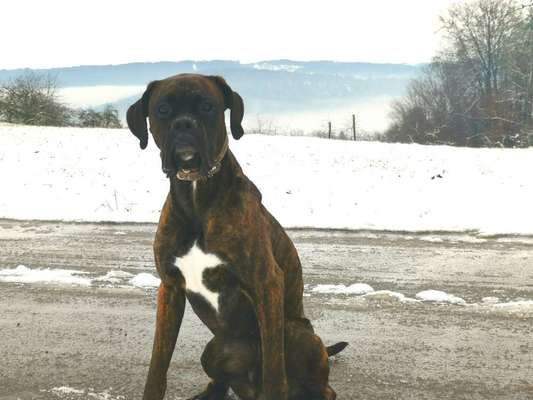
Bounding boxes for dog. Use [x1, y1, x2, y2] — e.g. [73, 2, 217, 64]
[126, 73, 347, 400]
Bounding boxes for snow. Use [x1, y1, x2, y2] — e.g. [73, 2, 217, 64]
[2, 124, 533, 235]
[491, 300, 533, 313]
[416, 290, 466, 305]
[128, 272, 161, 288]
[311, 284, 417, 303]
[469, 299, 533, 317]
[481, 296, 500, 304]
[45, 386, 125, 400]
[311, 284, 532, 310]
[311, 284, 467, 305]
[93, 270, 134, 284]
[1, 265, 531, 315]
[0, 265, 91, 286]
[362, 290, 416, 303]
[311, 283, 374, 295]
[48, 386, 85, 395]
[0, 265, 158, 289]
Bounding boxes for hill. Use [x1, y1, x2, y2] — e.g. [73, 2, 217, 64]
[0, 61, 421, 132]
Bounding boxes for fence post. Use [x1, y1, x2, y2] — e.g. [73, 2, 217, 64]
[352, 114, 356, 141]
[328, 122, 332, 139]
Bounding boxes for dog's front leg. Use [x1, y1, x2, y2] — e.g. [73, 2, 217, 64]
[152, 194, 183, 287]
[144, 195, 186, 399]
[253, 265, 288, 400]
[143, 283, 186, 400]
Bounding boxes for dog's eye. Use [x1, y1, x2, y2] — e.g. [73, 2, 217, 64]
[199, 101, 214, 114]
[157, 103, 172, 117]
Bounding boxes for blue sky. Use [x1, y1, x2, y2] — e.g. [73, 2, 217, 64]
[1, 0, 459, 69]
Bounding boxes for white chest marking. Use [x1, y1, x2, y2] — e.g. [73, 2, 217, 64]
[192, 181, 197, 204]
[174, 242, 223, 311]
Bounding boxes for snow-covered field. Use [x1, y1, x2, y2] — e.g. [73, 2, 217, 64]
[1, 124, 533, 235]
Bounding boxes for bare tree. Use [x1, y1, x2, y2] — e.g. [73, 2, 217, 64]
[101, 105, 122, 128]
[0, 71, 73, 126]
[508, 7, 533, 128]
[440, 0, 522, 97]
[77, 105, 122, 128]
[385, 0, 532, 147]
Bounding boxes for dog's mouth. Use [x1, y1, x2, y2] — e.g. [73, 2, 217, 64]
[174, 146, 201, 174]
[161, 132, 225, 181]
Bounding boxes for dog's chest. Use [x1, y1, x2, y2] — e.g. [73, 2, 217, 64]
[174, 243, 223, 311]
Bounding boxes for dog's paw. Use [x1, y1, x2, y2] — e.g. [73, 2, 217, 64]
[186, 381, 229, 400]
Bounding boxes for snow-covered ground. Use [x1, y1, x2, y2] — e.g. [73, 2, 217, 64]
[1, 124, 533, 235]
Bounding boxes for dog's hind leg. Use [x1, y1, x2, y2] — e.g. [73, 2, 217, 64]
[285, 321, 338, 400]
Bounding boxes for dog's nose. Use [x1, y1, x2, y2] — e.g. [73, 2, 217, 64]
[172, 116, 198, 133]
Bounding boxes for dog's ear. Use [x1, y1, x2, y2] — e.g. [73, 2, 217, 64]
[209, 76, 244, 140]
[126, 81, 158, 149]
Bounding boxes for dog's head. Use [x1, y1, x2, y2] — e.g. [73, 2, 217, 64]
[126, 74, 244, 179]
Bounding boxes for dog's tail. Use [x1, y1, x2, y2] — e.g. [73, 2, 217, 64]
[326, 341, 348, 357]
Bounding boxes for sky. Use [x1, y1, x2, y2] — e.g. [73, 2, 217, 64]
[0, 0, 460, 70]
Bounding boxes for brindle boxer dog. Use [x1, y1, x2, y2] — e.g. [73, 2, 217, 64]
[126, 74, 347, 400]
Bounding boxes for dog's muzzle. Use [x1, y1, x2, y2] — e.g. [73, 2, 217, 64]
[175, 135, 228, 181]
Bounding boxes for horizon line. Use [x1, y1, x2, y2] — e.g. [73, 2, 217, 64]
[0, 59, 427, 72]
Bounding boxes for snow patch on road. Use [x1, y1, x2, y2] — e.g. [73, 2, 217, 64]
[311, 284, 472, 306]
[48, 386, 85, 395]
[129, 272, 161, 288]
[363, 290, 418, 303]
[2, 266, 531, 316]
[481, 296, 500, 304]
[312, 285, 420, 304]
[491, 300, 533, 313]
[416, 290, 466, 305]
[311, 283, 374, 295]
[0, 265, 92, 286]
[0, 266, 159, 289]
[93, 270, 135, 284]
[469, 299, 533, 317]
[45, 386, 126, 400]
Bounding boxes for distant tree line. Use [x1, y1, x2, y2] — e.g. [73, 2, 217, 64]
[385, 0, 533, 147]
[0, 72, 122, 128]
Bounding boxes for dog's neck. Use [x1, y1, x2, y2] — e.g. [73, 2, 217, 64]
[169, 148, 243, 224]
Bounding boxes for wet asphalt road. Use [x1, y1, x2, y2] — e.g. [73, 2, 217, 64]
[1, 219, 533, 400]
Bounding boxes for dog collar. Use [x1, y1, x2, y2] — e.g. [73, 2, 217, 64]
[176, 136, 228, 182]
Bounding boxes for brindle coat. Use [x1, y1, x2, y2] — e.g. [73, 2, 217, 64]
[126, 74, 346, 400]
